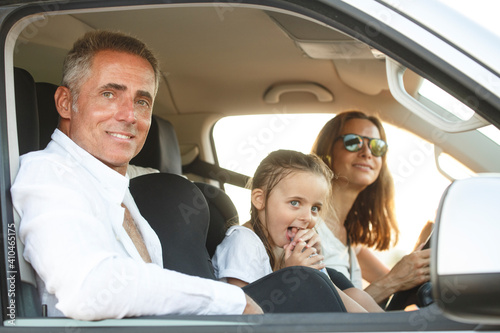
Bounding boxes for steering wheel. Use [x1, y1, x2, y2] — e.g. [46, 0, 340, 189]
[384, 230, 433, 311]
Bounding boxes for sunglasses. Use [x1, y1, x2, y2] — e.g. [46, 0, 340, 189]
[337, 134, 388, 157]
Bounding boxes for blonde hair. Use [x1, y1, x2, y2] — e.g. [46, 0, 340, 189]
[311, 111, 398, 250]
[248, 149, 334, 270]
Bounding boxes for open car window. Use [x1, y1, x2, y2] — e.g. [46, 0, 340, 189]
[1, 0, 500, 331]
[213, 114, 452, 259]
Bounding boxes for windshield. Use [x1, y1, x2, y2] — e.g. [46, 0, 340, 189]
[439, 0, 500, 37]
[381, 0, 500, 76]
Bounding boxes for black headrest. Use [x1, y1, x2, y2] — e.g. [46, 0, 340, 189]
[130, 173, 216, 279]
[194, 182, 239, 258]
[35, 82, 59, 150]
[14, 67, 39, 155]
[131, 116, 182, 174]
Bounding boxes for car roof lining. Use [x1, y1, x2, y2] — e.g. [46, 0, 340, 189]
[8, 2, 500, 176]
[14, 5, 406, 114]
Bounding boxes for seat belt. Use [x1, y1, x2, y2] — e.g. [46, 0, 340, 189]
[182, 156, 250, 188]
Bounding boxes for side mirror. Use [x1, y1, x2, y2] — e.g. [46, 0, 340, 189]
[431, 174, 500, 324]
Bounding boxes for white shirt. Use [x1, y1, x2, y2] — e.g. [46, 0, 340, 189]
[213, 226, 272, 284]
[316, 221, 363, 289]
[11, 129, 246, 320]
[127, 164, 160, 178]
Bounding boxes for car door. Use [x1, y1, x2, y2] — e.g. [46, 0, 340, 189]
[0, 0, 498, 332]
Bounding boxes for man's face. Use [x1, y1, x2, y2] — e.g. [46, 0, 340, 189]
[65, 50, 156, 175]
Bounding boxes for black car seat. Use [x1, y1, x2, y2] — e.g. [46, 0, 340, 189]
[35, 82, 59, 149]
[130, 117, 240, 260]
[15, 67, 40, 155]
[130, 173, 216, 279]
[194, 182, 239, 258]
[131, 116, 182, 175]
[13, 68, 43, 317]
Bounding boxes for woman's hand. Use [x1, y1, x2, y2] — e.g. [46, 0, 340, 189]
[361, 245, 431, 303]
[387, 244, 431, 291]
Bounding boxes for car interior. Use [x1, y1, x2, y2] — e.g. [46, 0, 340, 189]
[3, 0, 500, 329]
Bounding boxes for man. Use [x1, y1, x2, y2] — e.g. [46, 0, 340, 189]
[11, 30, 262, 319]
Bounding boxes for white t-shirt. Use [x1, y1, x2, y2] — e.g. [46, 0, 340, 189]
[11, 129, 246, 319]
[213, 225, 272, 284]
[316, 221, 363, 289]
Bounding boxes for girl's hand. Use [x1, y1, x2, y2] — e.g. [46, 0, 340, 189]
[283, 236, 326, 270]
[293, 228, 323, 255]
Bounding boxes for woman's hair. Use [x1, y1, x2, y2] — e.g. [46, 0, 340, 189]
[311, 111, 398, 250]
[248, 149, 334, 270]
[61, 30, 161, 108]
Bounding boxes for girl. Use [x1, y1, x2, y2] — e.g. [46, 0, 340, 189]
[212, 149, 382, 312]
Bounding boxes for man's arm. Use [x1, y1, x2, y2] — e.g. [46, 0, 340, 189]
[58, 257, 250, 319]
[243, 294, 263, 314]
[12, 157, 249, 319]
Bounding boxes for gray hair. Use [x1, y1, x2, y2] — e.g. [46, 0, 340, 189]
[61, 30, 160, 108]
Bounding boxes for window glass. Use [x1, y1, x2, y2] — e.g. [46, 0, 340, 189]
[418, 79, 500, 148]
[478, 125, 500, 146]
[213, 114, 451, 262]
[418, 79, 475, 121]
[438, 0, 500, 38]
[437, 153, 475, 180]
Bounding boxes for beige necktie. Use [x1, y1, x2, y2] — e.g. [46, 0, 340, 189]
[122, 204, 152, 263]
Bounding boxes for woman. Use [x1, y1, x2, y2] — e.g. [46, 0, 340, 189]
[311, 111, 431, 305]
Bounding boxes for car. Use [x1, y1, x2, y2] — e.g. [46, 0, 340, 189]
[0, 0, 499, 332]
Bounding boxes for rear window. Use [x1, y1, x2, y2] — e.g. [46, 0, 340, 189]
[213, 114, 451, 264]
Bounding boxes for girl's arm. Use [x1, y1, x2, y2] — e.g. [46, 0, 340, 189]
[334, 285, 368, 313]
[342, 287, 384, 312]
[227, 277, 249, 288]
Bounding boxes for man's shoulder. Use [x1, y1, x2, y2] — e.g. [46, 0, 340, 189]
[19, 145, 73, 169]
[15, 143, 85, 188]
